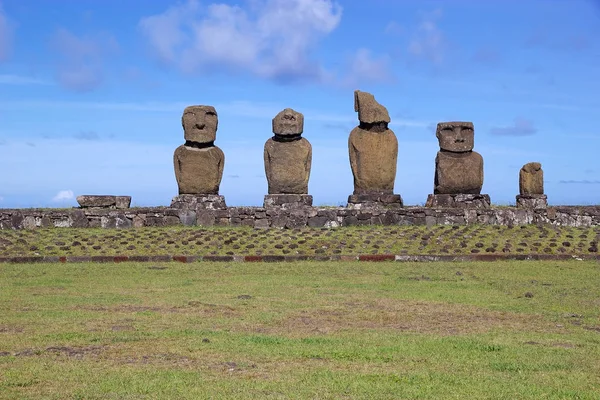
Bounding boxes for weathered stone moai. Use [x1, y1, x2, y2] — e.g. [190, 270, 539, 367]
[263, 108, 313, 208]
[516, 162, 547, 209]
[347, 90, 402, 208]
[171, 105, 226, 211]
[426, 122, 490, 208]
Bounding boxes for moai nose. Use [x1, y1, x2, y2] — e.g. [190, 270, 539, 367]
[454, 126, 465, 142]
[195, 114, 206, 129]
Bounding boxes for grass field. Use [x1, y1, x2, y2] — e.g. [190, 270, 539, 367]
[1, 260, 599, 399]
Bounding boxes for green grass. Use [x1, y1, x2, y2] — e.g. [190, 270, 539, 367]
[1, 260, 599, 399]
[1, 224, 599, 257]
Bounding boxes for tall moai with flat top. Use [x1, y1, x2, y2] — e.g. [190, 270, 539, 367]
[516, 162, 547, 209]
[426, 122, 490, 208]
[171, 105, 227, 211]
[347, 90, 402, 208]
[263, 108, 313, 208]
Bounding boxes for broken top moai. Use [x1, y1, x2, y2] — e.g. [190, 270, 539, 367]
[173, 105, 225, 195]
[347, 90, 402, 207]
[264, 108, 312, 195]
[434, 122, 483, 194]
[519, 162, 543, 195]
[516, 162, 547, 209]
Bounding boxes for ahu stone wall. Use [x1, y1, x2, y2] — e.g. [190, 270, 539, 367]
[1, 205, 600, 230]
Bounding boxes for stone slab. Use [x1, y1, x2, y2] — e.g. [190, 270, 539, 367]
[170, 194, 227, 210]
[347, 193, 403, 209]
[76, 195, 131, 209]
[425, 194, 491, 209]
[263, 194, 313, 208]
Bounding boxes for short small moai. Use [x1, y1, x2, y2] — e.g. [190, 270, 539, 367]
[263, 108, 313, 209]
[347, 90, 402, 209]
[425, 122, 490, 208]
[171, 105, 227, 211]
[516, 162, 547, 209]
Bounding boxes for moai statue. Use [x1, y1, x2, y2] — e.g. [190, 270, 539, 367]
[347, 90, 402, 208]
[263, 108, 313, 208]
[171, 105, 227, 211]
[516, 162, 547, 209]
[426, 122, 490, 208]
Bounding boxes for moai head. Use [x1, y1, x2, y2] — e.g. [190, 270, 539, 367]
[521, 162, 542, 174]
[354, 90, 390, 126]
[182, 105, 218, 143]
[272, 108, 304, 136]
[436, 122, 474, 152]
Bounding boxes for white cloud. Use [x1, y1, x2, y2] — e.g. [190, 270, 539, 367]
[52, 190, 75, 202]
[408, 8, 445, 65]
[0, 3, 13, 62]
[51, 28, 119, 92]
[139, 0, 342, 82]
[340, 48, 394, 87]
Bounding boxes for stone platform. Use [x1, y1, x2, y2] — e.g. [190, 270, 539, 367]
[425, 194, 491, 209]
[264, 194, 313, 208]
[516, 194, 548, 210]
[3, 204, 600, 230]
[347, 193, 403, 209]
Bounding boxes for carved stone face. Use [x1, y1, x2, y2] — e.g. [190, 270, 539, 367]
[273, 108, 304, 136]
[182, 105, 218, 143]
[436, 122, 474, 152]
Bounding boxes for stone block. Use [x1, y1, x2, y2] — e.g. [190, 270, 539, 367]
[307, 216, 329, 228]
[71, 210, 89, 228]
[286, 212, 307, 228]
[22, 216, 37, 229]
[197, 210, 215, 227]
[254, 219, 270, 229]
[178, 210, 197, 226]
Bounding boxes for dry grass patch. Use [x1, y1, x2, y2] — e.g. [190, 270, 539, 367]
[272, 299, 556, 336]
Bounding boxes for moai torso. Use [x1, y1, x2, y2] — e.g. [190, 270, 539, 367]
[433, 121, 483, 194]
[349, 126, 398, 194]
[174, 145, 224, 195]
[264, 108, 312, 194]
[519, 162, 543, 195]
[173, 105, 225, 195]
[434, 151, 483, 194]
[264, 138, 311, 194]
[348, 90, 398, 195]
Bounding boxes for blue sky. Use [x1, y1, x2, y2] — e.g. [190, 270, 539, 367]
[0, 0, 599, 208]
